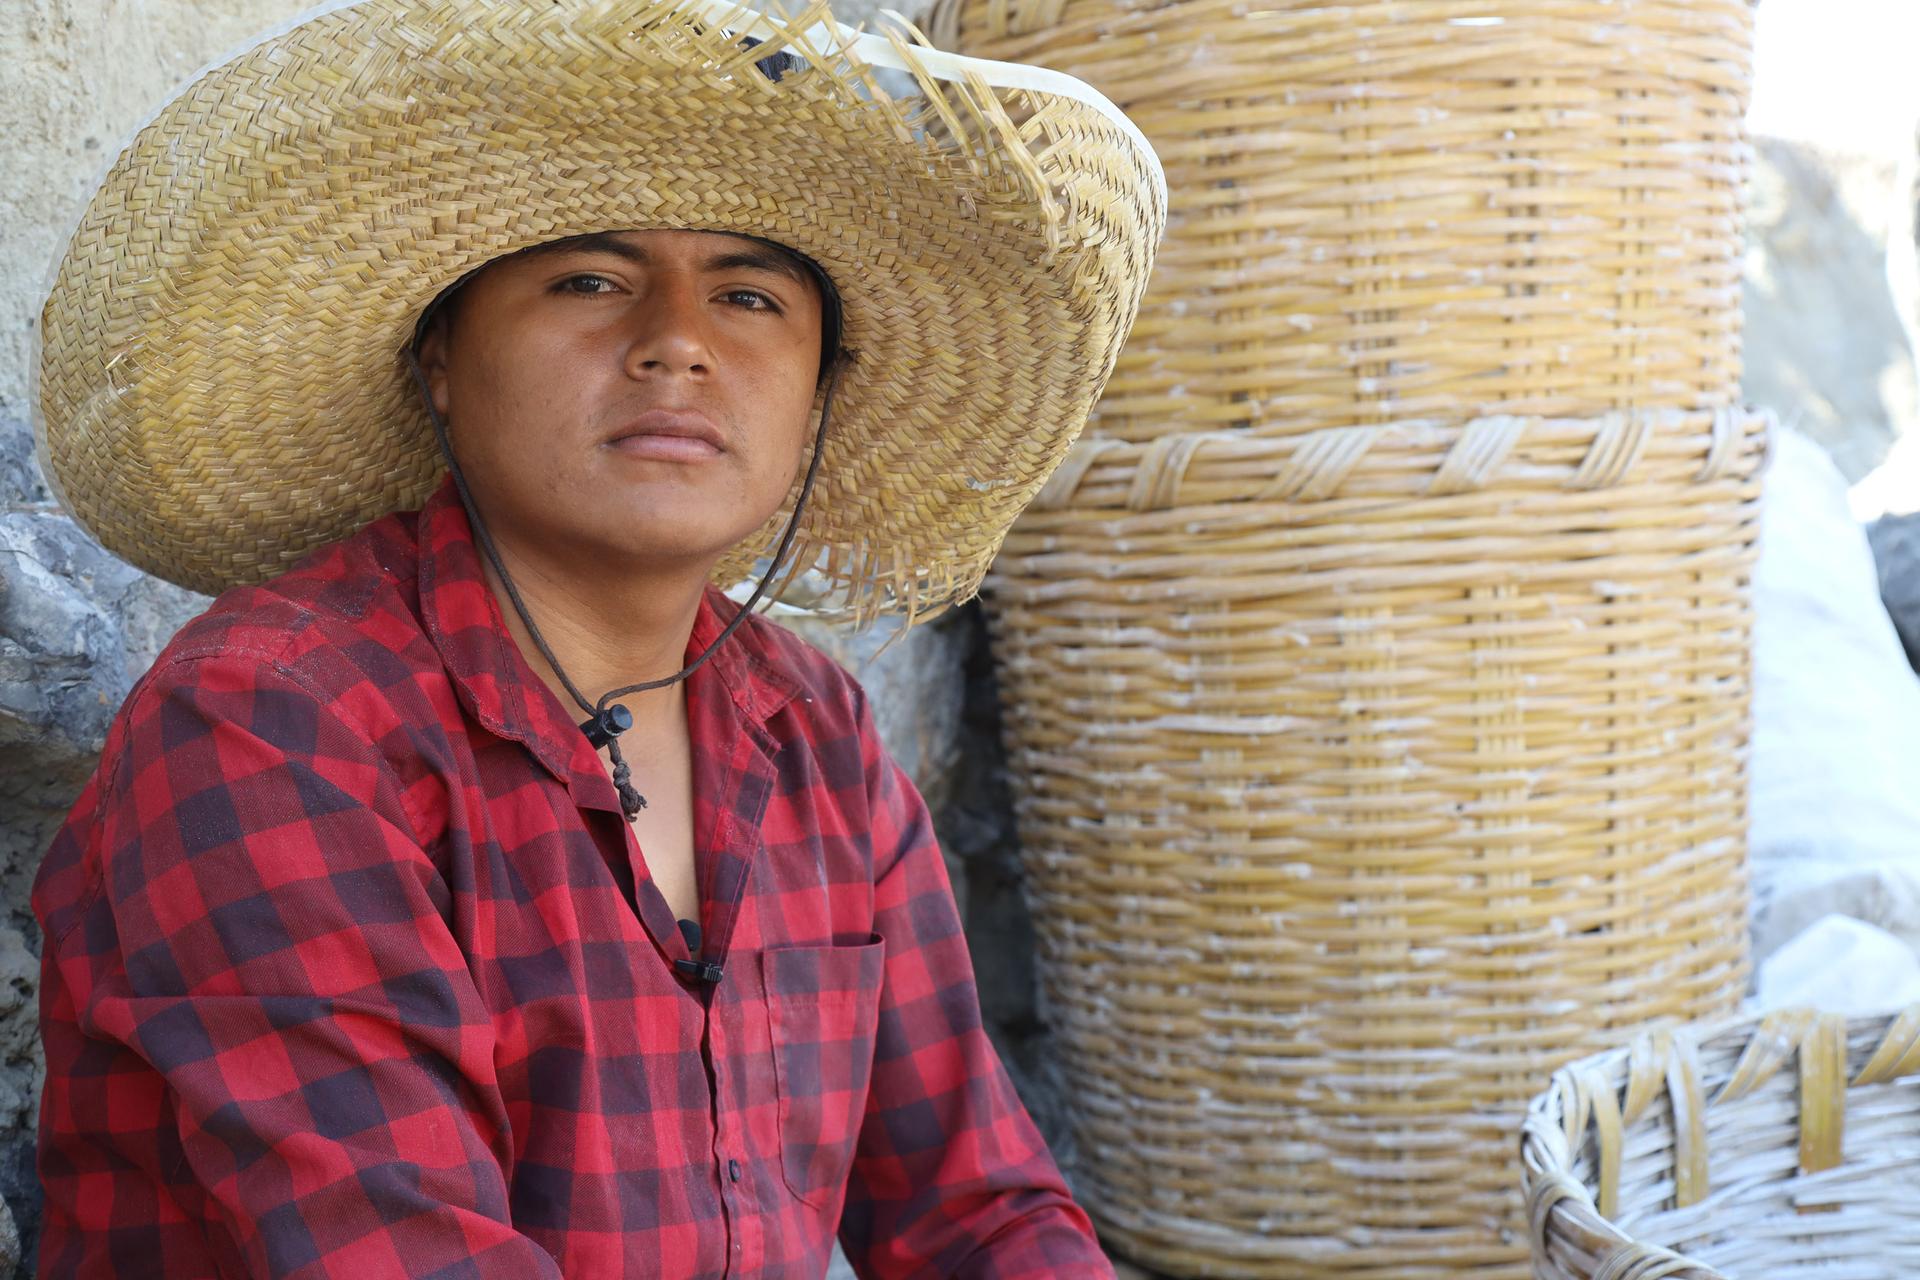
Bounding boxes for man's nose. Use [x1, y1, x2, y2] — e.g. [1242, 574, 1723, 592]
[622, 277, 714, 377]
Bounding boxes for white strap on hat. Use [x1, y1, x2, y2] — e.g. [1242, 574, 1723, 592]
[681, 0, 1167, 205]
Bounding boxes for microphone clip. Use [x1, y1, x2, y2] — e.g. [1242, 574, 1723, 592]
[674, 958, 726, 984]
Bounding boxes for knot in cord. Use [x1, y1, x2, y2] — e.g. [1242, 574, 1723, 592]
[607, 739, 648, 820]
[581, 704, 647, 818]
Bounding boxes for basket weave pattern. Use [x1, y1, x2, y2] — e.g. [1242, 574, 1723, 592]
[948, 0, 1764, 1271]
[1523, 1005, 1920, 1280]
[931, 0, 1755, 445]
[986, 409, 1766, 1275]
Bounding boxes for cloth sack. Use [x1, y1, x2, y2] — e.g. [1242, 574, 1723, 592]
[1750, 425, 1920, 963]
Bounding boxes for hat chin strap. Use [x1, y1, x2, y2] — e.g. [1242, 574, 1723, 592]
[404, 348, 840, 821]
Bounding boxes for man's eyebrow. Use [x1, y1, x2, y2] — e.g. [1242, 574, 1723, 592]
[519, 234, 810, 287]
[702, 248, 811, 287]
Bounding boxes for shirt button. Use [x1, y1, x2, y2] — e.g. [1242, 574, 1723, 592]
[728, 1159, 742, 1183]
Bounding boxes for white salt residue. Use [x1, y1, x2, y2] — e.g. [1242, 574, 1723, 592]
[1136, 717, 1305, 736]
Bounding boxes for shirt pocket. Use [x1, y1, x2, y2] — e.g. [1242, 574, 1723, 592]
[761, 935, 887, 1209]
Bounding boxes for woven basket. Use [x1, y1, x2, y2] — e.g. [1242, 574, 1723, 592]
[983, 407, 1771, 1277]
[930, 0, 1757, 444]
[1523, 1003, 1920, 1279]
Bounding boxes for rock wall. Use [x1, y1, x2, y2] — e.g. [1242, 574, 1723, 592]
[4, 4, 321, 1268]
[1866, 511, 1920, 671]
[1741, 137, 1920, 483]
[1742, 0, 1920, 498]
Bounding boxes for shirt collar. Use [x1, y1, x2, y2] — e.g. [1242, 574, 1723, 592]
[412, 474, 801, 794]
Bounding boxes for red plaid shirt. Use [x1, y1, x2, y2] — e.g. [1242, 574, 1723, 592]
[33, 476, 1109, 1279]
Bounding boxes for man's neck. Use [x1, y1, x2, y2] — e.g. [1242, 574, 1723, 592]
[476, 537, 711, 733]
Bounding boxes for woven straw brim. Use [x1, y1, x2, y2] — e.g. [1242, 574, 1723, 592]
[35, 0, 1163, 619]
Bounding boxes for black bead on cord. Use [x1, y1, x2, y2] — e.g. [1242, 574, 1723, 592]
[403, 349, 842, 821]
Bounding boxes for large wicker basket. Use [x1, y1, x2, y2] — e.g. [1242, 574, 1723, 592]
[930, 0, 1756, 445]
[1522, 1003, 1920, 1279]
[983, 406, 1771, 1277]
[955, 0, 1765, 1272]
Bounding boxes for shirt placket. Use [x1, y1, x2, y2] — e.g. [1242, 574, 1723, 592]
[655, 668, 777, 1277]
[694, 787, 775, 1273]
[704, 962, 753, 1274]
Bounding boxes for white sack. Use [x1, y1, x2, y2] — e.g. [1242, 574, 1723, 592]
[1754, 913, 1920, 1015]
[1749, 426, 1920, 962]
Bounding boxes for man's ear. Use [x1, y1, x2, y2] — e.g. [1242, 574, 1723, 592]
[412, 320, 453, 419]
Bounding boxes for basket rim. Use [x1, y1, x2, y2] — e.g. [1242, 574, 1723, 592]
[1029, 406, 1776, 516]
[1520, 1002, 1920, 1280]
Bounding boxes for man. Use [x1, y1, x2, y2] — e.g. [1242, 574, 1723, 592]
[30, 0, 1162, 1276]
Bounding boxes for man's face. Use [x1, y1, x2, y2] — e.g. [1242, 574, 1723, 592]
[416, 228, 825, 576]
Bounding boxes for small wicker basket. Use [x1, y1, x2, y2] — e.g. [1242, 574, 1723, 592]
[1522, 1004, 1920, 1280]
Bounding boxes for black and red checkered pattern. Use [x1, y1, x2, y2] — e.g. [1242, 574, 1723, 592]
[33, 476, 1109, 1279]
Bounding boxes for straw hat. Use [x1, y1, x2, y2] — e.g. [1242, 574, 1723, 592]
[34, 0, 1164, 620]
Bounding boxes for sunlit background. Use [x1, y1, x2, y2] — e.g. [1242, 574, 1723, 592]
[1746, 0, 1920, 518]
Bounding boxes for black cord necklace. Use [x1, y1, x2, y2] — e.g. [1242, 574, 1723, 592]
[404, 349, 841, 820]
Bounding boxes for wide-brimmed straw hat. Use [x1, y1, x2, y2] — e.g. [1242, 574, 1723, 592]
[34, 0, 1163, 621]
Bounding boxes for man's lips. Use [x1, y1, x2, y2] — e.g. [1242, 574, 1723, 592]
[604, 409, 725, 461]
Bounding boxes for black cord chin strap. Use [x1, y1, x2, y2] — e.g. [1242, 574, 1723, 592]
[404, 349, 841, 820]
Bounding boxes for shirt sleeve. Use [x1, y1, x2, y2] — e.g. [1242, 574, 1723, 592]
[34, 650, 564, 1280]
[835, 691, 1115, 1280]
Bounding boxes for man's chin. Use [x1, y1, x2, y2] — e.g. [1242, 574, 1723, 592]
[593, 522, 779, 577]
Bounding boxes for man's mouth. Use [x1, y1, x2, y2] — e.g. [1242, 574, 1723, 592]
[605, 409, 726, 460]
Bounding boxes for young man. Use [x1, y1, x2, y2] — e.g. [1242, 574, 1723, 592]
[30, 0, 1162, 1276]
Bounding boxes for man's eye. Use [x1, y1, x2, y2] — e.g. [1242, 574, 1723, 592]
[557, 274, 617, 295]
[723, 289, 779, 311]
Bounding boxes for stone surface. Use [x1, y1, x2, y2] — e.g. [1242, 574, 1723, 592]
[1740, 137, 1920, 484]
[1744, 0, 1920, 507]
[1866, 510, 1920, 672]
[0, 433, 209, 1271]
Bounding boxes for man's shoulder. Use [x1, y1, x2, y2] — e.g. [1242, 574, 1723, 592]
[36, 513, 435, 944]
[150, 509, 432, 698]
